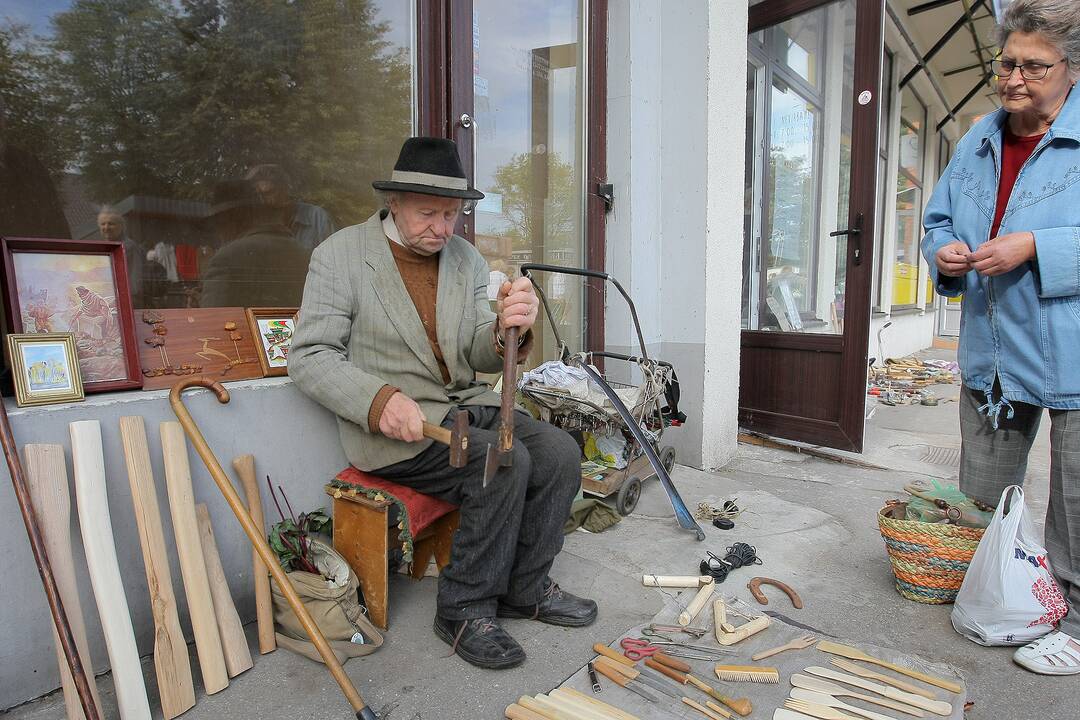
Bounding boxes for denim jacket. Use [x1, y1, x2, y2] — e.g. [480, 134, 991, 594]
[921, 87, 1080, 422]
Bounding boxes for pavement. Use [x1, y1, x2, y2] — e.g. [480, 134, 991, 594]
[4, 351, 1076, 720]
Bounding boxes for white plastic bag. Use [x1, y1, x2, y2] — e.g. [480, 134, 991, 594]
[952, 486, 1068, 646]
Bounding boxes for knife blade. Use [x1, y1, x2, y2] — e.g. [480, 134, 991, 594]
[802, 667, 952, 716]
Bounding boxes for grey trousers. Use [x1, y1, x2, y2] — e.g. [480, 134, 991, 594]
[959, 385, 1080, 636]
[375, 406, 581, 620]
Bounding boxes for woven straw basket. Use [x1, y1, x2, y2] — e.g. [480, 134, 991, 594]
[878, 502, 985, 604]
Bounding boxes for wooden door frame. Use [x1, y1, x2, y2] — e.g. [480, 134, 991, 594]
[416, 0, 607, 356]
[740, 0, 883, 451]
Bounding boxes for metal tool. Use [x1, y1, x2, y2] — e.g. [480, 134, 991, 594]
[587, 661, 602, 693]
[422, 409, 470, 468]
[642, 639, 736, 658]
[591, 658, 659, 703]
[644, 622, 708, 639]
[483, 326, 518, 485]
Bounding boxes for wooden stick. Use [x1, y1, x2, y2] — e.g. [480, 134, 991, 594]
[160, 421, 229, 694]
[592, 642, 635, 666]
[519, 695, 580, 720]
[682, 696, 729, 720]
[552, 688, 642, 720]
[69, 421, 152, 719]
[195, 503, 253, 677]
[642, 575, 712, 588]
[118, 417, 195, 720]
[24, 444, 105, 720]
[678, 582, 715, 626]
[505, 704, 551, 720]
[169, 379, 376, 718]
[232, 454, 275, 654]
[538, 693, 612, 720]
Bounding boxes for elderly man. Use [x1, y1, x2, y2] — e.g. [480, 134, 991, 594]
[289, 137, 596, 670]
[98, 207, 145, 307]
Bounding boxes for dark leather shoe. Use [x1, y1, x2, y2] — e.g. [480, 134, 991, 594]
[497, 580, 598, 627]
[433, 615, 525, 669]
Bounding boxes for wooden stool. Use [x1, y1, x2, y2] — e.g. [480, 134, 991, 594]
[326, 480, 458, 630]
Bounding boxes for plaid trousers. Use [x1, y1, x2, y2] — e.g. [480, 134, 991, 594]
[375, 406, 581, 620]
[959, 385, 1080, 637]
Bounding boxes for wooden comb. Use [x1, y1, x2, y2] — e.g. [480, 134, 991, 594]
[713, 665, 780, 684]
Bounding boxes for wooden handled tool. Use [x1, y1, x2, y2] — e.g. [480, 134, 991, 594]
[485, 325, 519, 485]
[70, 420, 153, 719]
[803, 666, 952, 715]
[422, 409, 469, 468]
[196, 503, 254, 677]
[24, 444, 105, 720]
[591, 660, 658, 703]
[3, 405, 101, 720]
[592, 642, 635, 666]
[170, 378, 379, 719]
[232, 454, 275, 654]
[790, 674, 926, 717]
[118, 417, 196, 719]
[816, 641, 963, 695]
[645, 657, 687, 683]
[160, 421, 229, 695]
[682, 696, 730, 720]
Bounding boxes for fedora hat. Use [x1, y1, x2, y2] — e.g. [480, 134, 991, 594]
[373, 137, 484, 200]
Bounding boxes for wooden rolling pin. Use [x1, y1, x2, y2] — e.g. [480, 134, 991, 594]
[642, 575, 713, 588]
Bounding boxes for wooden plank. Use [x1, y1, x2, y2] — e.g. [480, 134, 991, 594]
[233, 454, 275, 654]
[69, 421, 152, 719]
[160, 421, 229, 695]
[195, 503, 253, 678]
[118, 417, 195, 720]
[136, 308, 263, 391]
[24, 444, 105, 720]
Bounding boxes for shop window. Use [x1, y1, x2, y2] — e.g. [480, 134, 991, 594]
[872, 49, 894, 310]
[0, 1, 415, 311]
[891, 86, 926, 309]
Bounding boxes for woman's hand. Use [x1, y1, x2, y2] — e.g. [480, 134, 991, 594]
[967, 232, 1036, 276]
[935, 241, 972, 277]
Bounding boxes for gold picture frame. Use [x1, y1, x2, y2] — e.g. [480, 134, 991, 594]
[7, 332, 85, 407]
[245, 307, 298, 378]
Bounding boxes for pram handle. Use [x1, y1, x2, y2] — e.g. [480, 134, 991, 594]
[520, 263, 649, 361]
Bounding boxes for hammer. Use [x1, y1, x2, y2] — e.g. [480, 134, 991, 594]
[422, 409, 470, 468]
[484, 326, 519, 486]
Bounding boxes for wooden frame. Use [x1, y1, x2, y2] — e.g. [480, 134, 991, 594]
[245, 307, 298, 377]
[1, 236, 142, 393]
[6, 332, 85, 407]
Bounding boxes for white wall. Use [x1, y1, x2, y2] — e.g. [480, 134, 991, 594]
[605, 0, 747, 470]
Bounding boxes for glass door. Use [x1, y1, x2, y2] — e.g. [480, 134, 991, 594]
[452, 1, 588, 364]
[739, 0, 883, 451]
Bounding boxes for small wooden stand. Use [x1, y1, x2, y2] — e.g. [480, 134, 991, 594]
[327, 486, 459, 629]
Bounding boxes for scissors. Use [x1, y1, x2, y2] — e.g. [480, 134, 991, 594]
[620, 637, 662, 661]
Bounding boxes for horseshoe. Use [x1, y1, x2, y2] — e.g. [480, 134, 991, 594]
[747, 576, 803, 609]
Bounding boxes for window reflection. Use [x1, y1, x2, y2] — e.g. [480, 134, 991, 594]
[0, 0, 414, 309]
[892, 86, 926, 308]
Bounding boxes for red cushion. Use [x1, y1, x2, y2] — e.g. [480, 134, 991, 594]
[334, 466, 457, 538]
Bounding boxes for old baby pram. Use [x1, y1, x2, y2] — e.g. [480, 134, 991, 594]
[519, 264, 705, 541]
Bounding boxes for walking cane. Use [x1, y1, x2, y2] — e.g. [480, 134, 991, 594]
[0, 399, 102, 720]
[170, 378, 378, 719]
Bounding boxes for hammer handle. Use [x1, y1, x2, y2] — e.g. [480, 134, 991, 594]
[423, 422, 452, 446]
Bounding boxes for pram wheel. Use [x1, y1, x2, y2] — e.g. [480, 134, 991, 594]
[616, 475, 642, 516]
[660, 446, 676, 473]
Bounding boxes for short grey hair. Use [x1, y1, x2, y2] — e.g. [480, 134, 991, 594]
[994, 0, 1080, 75]
[376, 190, 400, 209]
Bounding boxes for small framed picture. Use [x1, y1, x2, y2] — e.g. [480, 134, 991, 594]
[7, 333, 85, 407]
[1, 236, 142, 393]
[245, 308, 298, 377]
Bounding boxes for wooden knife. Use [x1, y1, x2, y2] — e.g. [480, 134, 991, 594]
[802, 667, 952, 716]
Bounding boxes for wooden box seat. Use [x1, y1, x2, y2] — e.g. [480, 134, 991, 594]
[326, 467, 459, 629]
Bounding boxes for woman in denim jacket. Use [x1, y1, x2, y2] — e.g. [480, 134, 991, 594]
[921, 0, 1080, 674]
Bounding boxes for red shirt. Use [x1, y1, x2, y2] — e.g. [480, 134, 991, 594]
[990, 128, 1045, 238]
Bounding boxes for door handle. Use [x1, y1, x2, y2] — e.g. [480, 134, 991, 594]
[459, 113, 477, 215]
[830, 213, 865, 265]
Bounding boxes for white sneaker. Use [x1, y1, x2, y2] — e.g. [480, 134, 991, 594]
[1013, 631, 1080, 675]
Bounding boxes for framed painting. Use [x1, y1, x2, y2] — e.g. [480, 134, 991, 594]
[6, 333, 85, 407]
[245, 307, 298, 377]
[1, 237, 142, 393]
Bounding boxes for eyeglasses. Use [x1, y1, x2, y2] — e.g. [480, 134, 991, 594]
[990, 57, 1068, 81]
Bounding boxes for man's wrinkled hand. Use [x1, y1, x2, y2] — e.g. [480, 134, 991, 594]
[496, 276, 539, 335]
[967, 232, 1036, 276]
[935, 241, 972, 277]
[378, 391, 426, 442]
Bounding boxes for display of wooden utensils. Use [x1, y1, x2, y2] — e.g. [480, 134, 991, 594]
[815, 641, 962, 695]
[169, 378, 379, 719]
[789, 689, 901, 720]
[71, 420, 153, 719]
[119, 416, 196, 719]
[24, 444, 105, 720]
[233, 453, 276, 654]
[802, 667, 952, 716]
[590, 658, 659, 703]
[2, 401, 102, 720]
[642, 659, 752, 716]
[790, 674, 924, 717]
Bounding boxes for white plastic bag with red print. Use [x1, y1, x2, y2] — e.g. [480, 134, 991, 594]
[952, 486, 1068, 646]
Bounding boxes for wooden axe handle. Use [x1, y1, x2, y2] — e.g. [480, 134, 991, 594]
[499, 325, 520, 453]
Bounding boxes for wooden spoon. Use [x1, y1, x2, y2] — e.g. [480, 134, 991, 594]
[790, 674, 924, 717]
